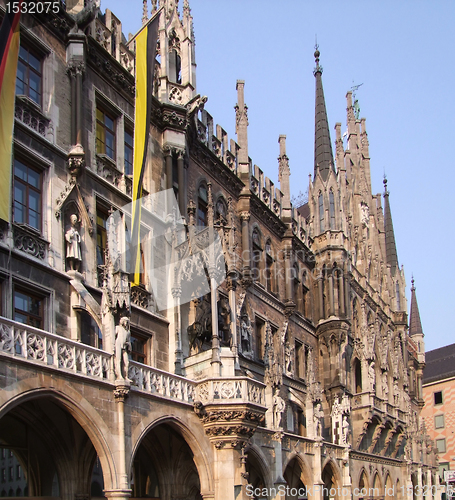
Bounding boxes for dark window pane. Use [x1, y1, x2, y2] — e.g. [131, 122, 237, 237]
[29, 53, 40, 71]
[19, 46, 28, 61]
[28, 168, 40, 188]
[14, 160, 27, 181]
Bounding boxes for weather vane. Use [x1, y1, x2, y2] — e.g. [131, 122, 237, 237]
[351, 81, 363, 119]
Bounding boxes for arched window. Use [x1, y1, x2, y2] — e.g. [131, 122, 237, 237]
[251, 227, 262, 282]
[169, 49, 181, 84]
[215, 197, 227, 223]
[396, 282, 401, 310]
[354, 358, 362, 393]
[318, 192, 324, 232]
[265, 240, 274, 293]
[293, 263, 300, 308]
[329, 189, 335, 229]
[197, 184, 208, 226]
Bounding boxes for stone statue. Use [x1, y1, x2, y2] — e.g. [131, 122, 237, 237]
[65, 214, 82, 271]
[284, 341, 294, 376]
[382, 371, 389, 399]
[393, 380, 400, 405]
[314, 403, 324, 438]
[272, 388, 285, 429]
[341, 415, 350, 446]
[240, 316, 252, 354]
[188, 294, 212, 351]
[218, 296, 231, 345]
[115, 316, 132, 382]
[368, 361, 375, 391]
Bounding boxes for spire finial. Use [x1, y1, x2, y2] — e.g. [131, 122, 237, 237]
[411, 275, 415, 291]
[314, 39, 322, 75]
[383, 174, 388, 194]
[142, 0, 148, 25]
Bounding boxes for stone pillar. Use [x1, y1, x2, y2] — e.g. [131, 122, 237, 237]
[172, 288, 182, 375]
[339, 272, 346, 317]
[210, 275, 221, 376]
[109, 385, 131, 500]
[416, 467, 423, 500]
[328, 271, 334, 317]
[240, 212, 251, 282]
[341, 447, 352, 499]
[271, 432, 286, 500]
[312, 440, 324, 500]
[177, 149, 185, 217]
[318, 278, 324, 320]
[227, 276, 239, 371]
[164, 147, 173, 191]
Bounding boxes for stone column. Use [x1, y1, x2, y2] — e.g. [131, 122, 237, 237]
[312, 439, 324, 500]
[271, 432, 286, 500]
[318, 278, 324, 320]
[210, 274, 221, 376]
[107, 385, 131, 500]
[172, 287, 182, 375]
[177, 149, 185, 217]
[416, 467, 423, 500]
[328, 270, 334, 317]
[240, 212, 251, 282]
[227, 275, 239, 371]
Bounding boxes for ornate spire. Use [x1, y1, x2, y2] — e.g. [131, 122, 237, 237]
[383, 177, 399, 276]
[313, 45, 335, 181]
[142, 0, 148, 25]
[409, 277, 424, 337]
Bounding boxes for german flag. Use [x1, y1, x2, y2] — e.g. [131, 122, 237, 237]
[0, 0, 22, 222]
[131, 12, 160, 285]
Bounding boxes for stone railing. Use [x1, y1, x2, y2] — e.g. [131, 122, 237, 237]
[128, 361, 196, 404]
[0, 317, 111, 381]
[13, 223, 48, 260]
[195, 377, 266, 407]
[15, 95, 52, 139]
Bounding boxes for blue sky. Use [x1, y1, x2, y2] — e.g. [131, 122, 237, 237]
[102, 0, 455, 351]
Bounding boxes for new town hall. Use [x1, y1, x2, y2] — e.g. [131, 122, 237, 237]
[0, 0, 439, 499]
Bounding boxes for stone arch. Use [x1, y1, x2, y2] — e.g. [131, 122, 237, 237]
[0, 386, 117, 496]
[130, 414, 213, 497]
[282, 452, 312, 491]
[384, 472, 393, 499]
[321, 458, 343, 500]
[355, 467, 370, 499]
[244, 443, 273, 491]
[372, 471, 383, 498]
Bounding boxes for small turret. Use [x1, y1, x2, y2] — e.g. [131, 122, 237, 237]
[383, 177, 399, 276]
[278, 135, 291, 221]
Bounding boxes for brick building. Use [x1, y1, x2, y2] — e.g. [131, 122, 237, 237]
[0, 0, 439, 499]
[422, 339, 455, 497]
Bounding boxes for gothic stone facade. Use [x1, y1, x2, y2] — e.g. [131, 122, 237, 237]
[0, 1, 438, 499]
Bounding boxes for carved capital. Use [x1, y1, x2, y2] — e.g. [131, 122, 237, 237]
[240, 211, 250, 223]
[67, 60, 86, 78]
[113, 385, 130, 402]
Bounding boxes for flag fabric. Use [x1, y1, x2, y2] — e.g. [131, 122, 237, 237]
[0, 0, 22, 222]
[131, 13, 159, 285]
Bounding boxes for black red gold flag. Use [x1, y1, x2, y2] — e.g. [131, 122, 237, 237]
[0, 0, 22, 222]
[131, 12, 160, 285]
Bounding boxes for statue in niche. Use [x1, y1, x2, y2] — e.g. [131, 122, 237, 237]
[218, 296, 231, 345]
[114, 316, 132, 382]
[284, 341, 294, 377]
[314, 403, 324, 438]
[188, 294, 212, 352]
[382, 371, 389, 399]
[65, 214, 82, 271]
[240, 315, 253, 355]
[341, 415, 350, 446]
[272, 388, 285, 429]
[368, 360, 375, 391]
[393, 380, 400, 405]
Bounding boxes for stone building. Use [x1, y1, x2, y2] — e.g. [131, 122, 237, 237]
[422, 336, 455, 497]
[0, 0, 438, 499]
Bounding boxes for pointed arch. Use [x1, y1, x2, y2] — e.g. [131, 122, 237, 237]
[244, 443, 273, 491]
[318, 191, 325, 232]
[329, 189, 336, 229]
[321, 459, 343, 500]
[282, 452, 312, 490]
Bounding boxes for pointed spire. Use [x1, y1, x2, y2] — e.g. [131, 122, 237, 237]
[383, 177, 398, 276]
[278, 135, 290, 207]
[313, 46, 335, 181]
[409, 277, 424, 337]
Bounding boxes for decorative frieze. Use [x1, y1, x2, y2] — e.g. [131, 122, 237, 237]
[13, 224, 48, 260]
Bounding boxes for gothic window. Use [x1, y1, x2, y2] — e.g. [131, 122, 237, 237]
[96, 207, 109, 266]
[130, 330, 149, 364]
[396, 282, 401, 310]
[251, 227, 262, 283]
[301, 271, 308, 317]
[318, 192, 324, 232]
[16, 45, 42, 105]
[96, 107, 116, 160]
[124, 127, 134, 175]
[215, 197, 227, 223]
[265, 240, 274, 293]
[13, 288, 43, 330]
[354, 358, 362, 393]
[329, 189, 335, 229]
[169, 49, 181, 84]
[13, 159, 42, 232]
[80, 311, 103, 349]
[197, 184, 208, 226]
[255, 317, 265, 361]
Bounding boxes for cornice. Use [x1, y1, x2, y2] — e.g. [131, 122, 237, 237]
[250, 195, 286, 238]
